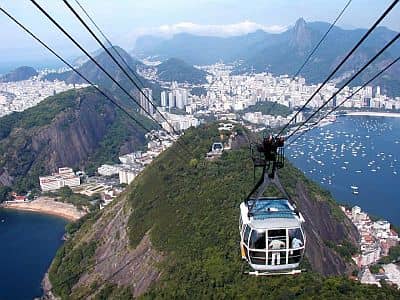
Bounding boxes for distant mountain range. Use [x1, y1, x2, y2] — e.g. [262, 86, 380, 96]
[156, 58, 208, 84]
[0, 66, 37, 82]
[134, 18, 400, 97]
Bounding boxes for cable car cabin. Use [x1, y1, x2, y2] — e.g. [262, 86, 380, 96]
[206, 142, 224, 161]
[211, 142, 224, 153]
[239, 198, 306, 274]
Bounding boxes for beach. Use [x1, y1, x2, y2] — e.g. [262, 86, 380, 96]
[346, 111, 400, 118]
[1, 196, 86, 221]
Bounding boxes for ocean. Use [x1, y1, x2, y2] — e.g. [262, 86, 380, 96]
[0, 209, 67, 300]
[287, 115, 400, 226]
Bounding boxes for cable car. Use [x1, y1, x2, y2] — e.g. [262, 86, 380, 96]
[211, 142, 224, 153]
[239, 135, 306, 275]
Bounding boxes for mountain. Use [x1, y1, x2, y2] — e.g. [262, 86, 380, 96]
[45, 46, 142, 87]
[134, 19, 400, 97]
[45, 124, 400, 299]
[156, 58, 208, 84]
[0, 87, 152, 192]
[134, 31, 274, 65]
[0, 66, 38, 82]
[44, 46, 163, 104]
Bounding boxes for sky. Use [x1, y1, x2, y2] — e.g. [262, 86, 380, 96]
[0, 0, 399, 69]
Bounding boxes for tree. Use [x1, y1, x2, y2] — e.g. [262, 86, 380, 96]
[59, 186, 73, 199]
[0, 186, 12, 203]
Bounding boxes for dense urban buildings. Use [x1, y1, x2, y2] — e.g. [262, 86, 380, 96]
[0, 76, 88, 117]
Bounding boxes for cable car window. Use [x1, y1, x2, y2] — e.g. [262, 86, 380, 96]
[249, 251, 266, 265]
[249, 230, 266, 249]
[288, 228, 304, 249]
[244, 225, 251, 245]
[267, 229, 287, 250]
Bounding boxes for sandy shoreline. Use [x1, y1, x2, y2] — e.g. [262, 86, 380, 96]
[1, 196, 86, 221]
[345, 111, 400, 118]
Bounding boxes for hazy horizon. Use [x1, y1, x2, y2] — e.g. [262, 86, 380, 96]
[0, 0, 399, 68]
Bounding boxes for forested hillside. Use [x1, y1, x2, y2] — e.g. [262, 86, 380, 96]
[0, 87, 153, 192]
[46, 124, 400, 299]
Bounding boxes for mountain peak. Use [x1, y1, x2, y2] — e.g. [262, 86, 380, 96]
[294, 17, 307, 28]
[290, 17, 312, 53]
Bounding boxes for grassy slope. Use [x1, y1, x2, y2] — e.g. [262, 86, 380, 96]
[49, 123, 400, 299]
[125, 124, 399, 299]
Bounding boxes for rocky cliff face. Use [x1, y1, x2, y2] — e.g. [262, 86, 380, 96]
[44, 196, 163, 299]
[0, 88, 146, 189]
[293, 181, 358, 275]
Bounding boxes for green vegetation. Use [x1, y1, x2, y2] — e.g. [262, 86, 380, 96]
[370, 264, 382, 274]
[49, 124, 400, 299]
[84, 112, 150, 176]
[49, 210, 102, 298]
[241, 101, 292, 117]
[157, 58, 208, 84]
[0, 86, 150, 192]
[49, 240, 98, 298]
[123, 124, 398, 298]
[45, 187, 98, 211]
[0, 89, 80, 140]
[0, 186, 12, 203]
[379, 245, 400, 264]
[93, 284, 132, 300]
[325, 240, 359, 262]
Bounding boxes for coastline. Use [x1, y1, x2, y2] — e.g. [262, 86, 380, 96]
[1, 196, 86, 221]
[345, 111, 400, 118]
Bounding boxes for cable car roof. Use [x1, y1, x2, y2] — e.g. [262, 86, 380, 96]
[241, 198, 302, 229]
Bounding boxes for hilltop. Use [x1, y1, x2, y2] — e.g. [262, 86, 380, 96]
[46, 124, 400, 299]
[0, 87, 152, 192]
[44, 46, 163, 104]
[0, 66, 37, 82]
[156, 58, 208, 84]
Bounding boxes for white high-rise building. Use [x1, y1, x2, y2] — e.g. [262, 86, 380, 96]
[161, 91, 167, 107]
[376, 86, 381, 97]
[175, 90, 184, 109]
[168, 91, 175, 108]
[139, 88, 154, 116]
[181, 88, 188, 106]
[119, 168, 136, 185]
[365, 86, 373, 97]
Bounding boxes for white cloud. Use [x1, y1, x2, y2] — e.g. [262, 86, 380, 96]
[133, 21, 288, 39]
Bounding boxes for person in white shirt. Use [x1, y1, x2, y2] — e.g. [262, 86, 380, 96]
[269, 239, 285, 265]
[291, 237, 303, 249]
